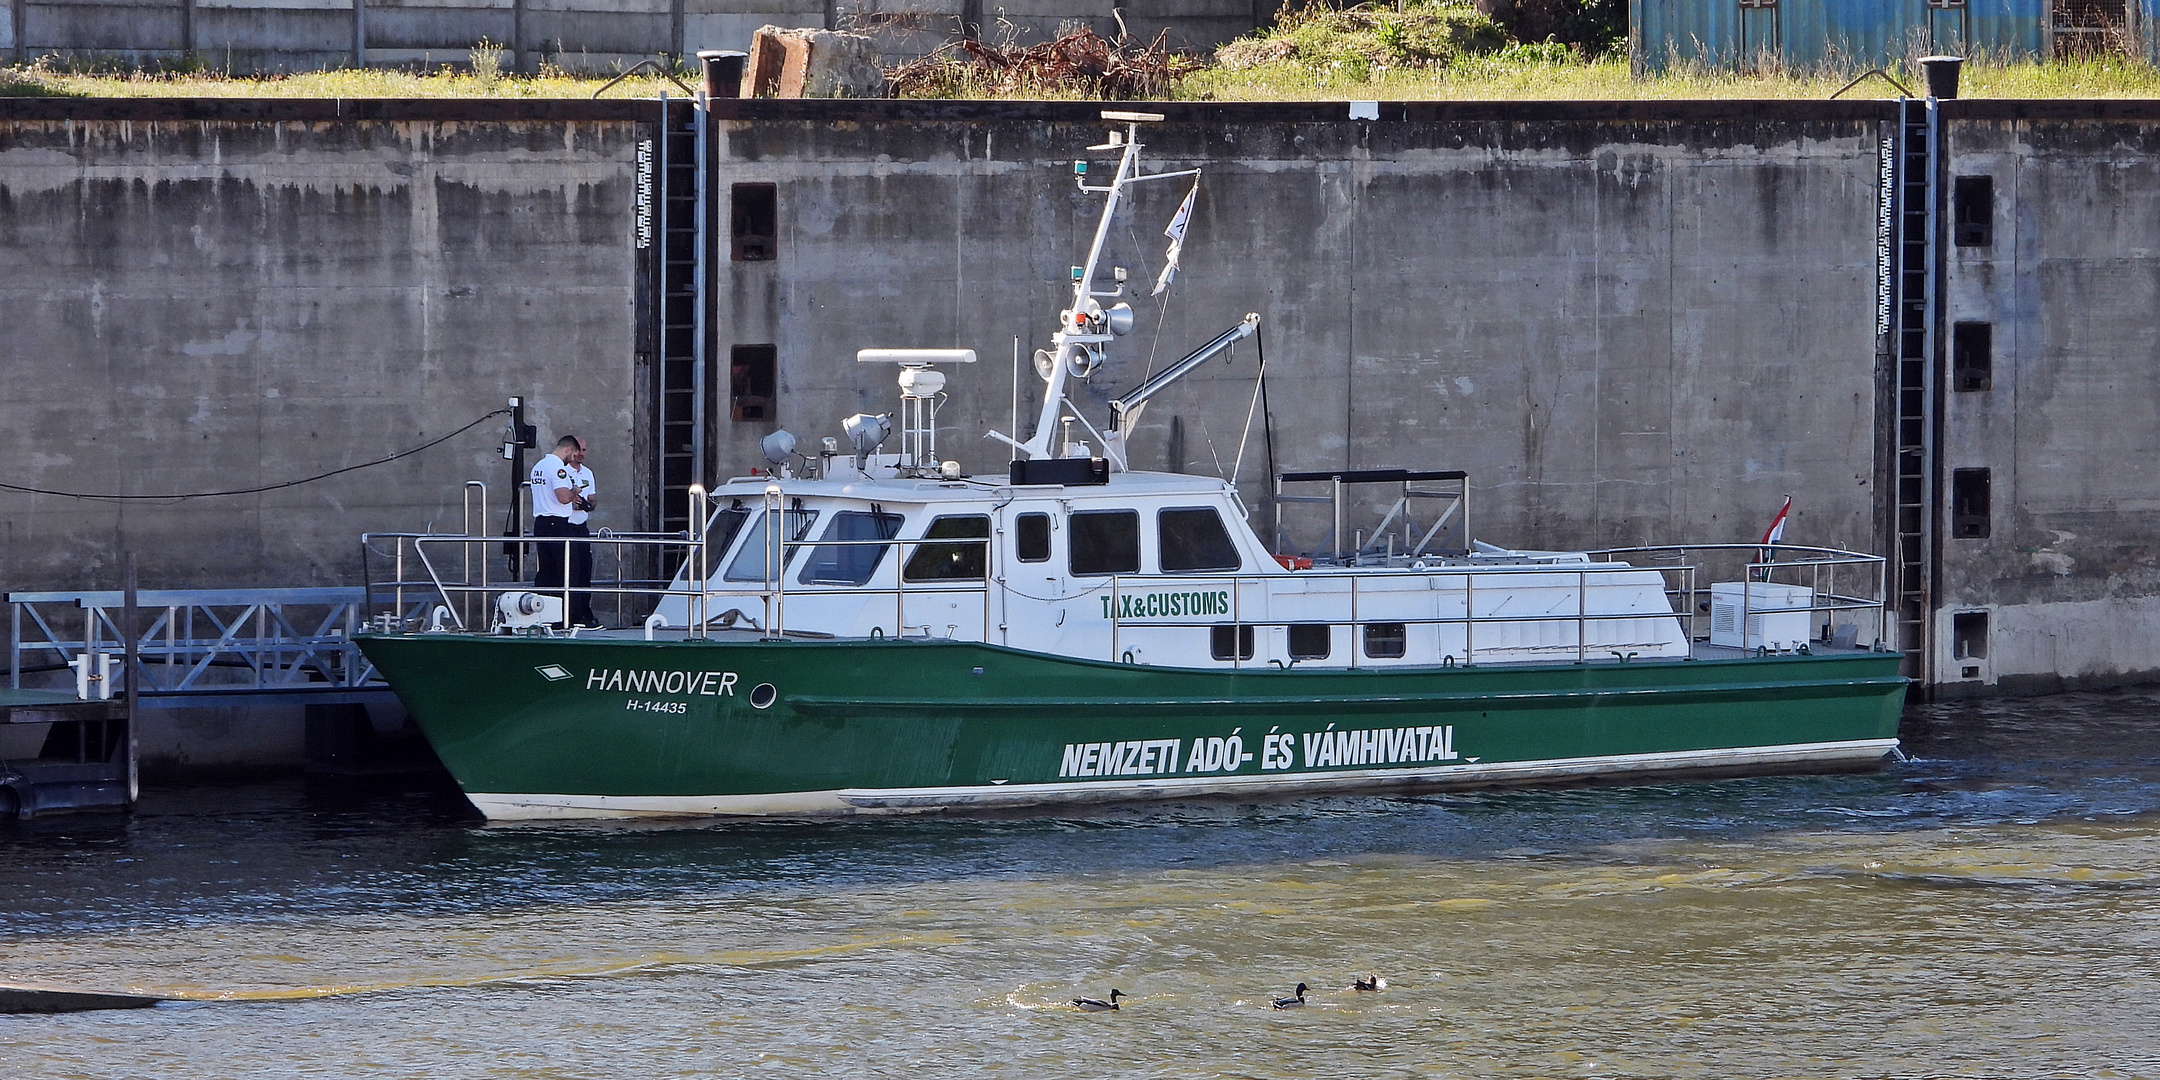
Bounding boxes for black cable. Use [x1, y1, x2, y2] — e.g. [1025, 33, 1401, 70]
[0, 408, 514, 502]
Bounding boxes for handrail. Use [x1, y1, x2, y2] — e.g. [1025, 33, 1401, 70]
[358, 525, 1891, 664]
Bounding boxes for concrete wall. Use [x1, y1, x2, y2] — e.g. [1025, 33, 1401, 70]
[5, 0, 1258, 73]
[0, 100, 650, 596]
[1935, 101, 2160, 694]
[709, 100, 1891, 572]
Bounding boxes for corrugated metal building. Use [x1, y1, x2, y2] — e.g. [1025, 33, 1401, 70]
[1633, 0, 2158, 73]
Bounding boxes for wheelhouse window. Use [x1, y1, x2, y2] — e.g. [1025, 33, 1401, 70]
[1015, 512, 1051, 562]
[723, 509, 819, 582]
[1158, 507, 1242, 572]
[904, 515, 991, 581]
[700, 505, 752, 577]
[1069, 510, 1140, 576]
[1211, 624, 1255, 661]
[1288, 623, 1332, 660]
[1363, 622, 1407, 659]
[798, 509, 904, 586]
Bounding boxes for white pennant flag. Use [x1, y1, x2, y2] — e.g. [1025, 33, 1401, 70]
[1152, 180, 1199, 296]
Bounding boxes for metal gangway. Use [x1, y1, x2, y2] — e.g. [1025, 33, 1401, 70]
[6, 587, 392, 708]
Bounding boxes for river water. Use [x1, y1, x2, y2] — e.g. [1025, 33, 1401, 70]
[7, 690, 2160, 1078]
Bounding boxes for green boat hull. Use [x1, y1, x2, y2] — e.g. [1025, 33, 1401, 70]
[356, 633, 1908, 820]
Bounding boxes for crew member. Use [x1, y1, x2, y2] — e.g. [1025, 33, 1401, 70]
[530, 434, 598, 627]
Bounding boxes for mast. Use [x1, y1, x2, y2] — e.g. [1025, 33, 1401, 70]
[992, 111, 1198, 462]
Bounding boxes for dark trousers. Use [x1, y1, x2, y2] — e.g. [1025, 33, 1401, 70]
[532, 517, 596, 625]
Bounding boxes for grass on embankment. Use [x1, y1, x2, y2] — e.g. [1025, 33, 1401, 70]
[0, 41, 689, 99]
[1181, 50, 2160, 100]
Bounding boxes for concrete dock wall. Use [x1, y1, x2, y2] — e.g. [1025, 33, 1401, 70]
[1936, 102, 2160, 694]
[0, 100, 651, 596]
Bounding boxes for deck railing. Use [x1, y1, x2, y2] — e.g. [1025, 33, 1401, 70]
[363, 502, 1892, 669]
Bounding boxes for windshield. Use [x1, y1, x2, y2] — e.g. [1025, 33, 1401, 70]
[722, 508, 820, 583]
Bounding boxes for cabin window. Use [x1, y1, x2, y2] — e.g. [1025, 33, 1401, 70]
[1158, 507, 1243, 573]
[1952, 322, 1992, 392]
[1069, 510, 1140, 576]
[1211, 624, 1255, 661]
[905, 515, 991, 581]
[700, 505, 752, 575]
[731, 345, 777, 423]
[1288, 623, 1332, 660]
[1363, 622, 1407, 659]
[723, 509, 819, 582]
[798, 510, 904, 586]
[732, 183, 777, 261]
[1015, 512, 1051, 562]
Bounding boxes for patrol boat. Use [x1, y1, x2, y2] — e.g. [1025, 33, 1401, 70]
[356, 113, 1907, 821]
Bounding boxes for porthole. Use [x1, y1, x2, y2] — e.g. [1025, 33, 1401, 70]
[749, 682, 778, 709]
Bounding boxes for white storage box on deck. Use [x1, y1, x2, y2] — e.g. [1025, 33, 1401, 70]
[1709, 582, 1816, 651]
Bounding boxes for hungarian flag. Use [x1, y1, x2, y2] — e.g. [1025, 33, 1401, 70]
[1754, 495, 1791, 578]
[1151, 180, 1199, 296]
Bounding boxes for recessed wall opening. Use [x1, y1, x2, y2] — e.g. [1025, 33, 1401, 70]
[1953, 176, 1993, 247]
[1952, 468, 1991, 538]
[1952, 321, 1993, 392]
[731, 183, 777, 261]
[730, 344, 777, 423]
[1952, 611, 1989, 660]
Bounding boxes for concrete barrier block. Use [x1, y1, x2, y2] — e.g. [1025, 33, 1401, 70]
[365, 0, 515, 9]
[687, 12, 823, 55]
[364, 8, 515, 51]
[196, 9, 349, 51]
[25, 0, 177, 9]
[745, 26, 882, 97]
[25, 4, 183, 50]
[523, 11, 672, 54]
[197, 0, 366, 11]
[522, 0, 670, 15]
[687, 0, 825, 14]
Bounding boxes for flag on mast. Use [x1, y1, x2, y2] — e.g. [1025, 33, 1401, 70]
[1151, 179, 1199, 296]
[1754, 495, 1792, 579]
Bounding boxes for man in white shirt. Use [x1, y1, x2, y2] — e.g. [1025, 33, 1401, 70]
[529, 434, 598, 626]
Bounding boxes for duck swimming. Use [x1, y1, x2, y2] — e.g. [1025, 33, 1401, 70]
[1072, 989, 1125, 1012]
[1271, 983, 1310, 1009]
[1350, 974, 1388, 992]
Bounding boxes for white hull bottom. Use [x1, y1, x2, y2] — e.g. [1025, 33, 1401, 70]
[462, 738, 1903, 822]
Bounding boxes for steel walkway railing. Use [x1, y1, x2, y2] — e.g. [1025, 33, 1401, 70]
[6, 588, 393, 707]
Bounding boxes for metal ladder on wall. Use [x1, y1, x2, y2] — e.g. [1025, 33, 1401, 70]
[654, 94, 708, 575]
[1890, 96, 1938, 684]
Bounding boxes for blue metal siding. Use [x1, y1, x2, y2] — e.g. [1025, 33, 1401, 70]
[1634, 0, 2074, 74]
